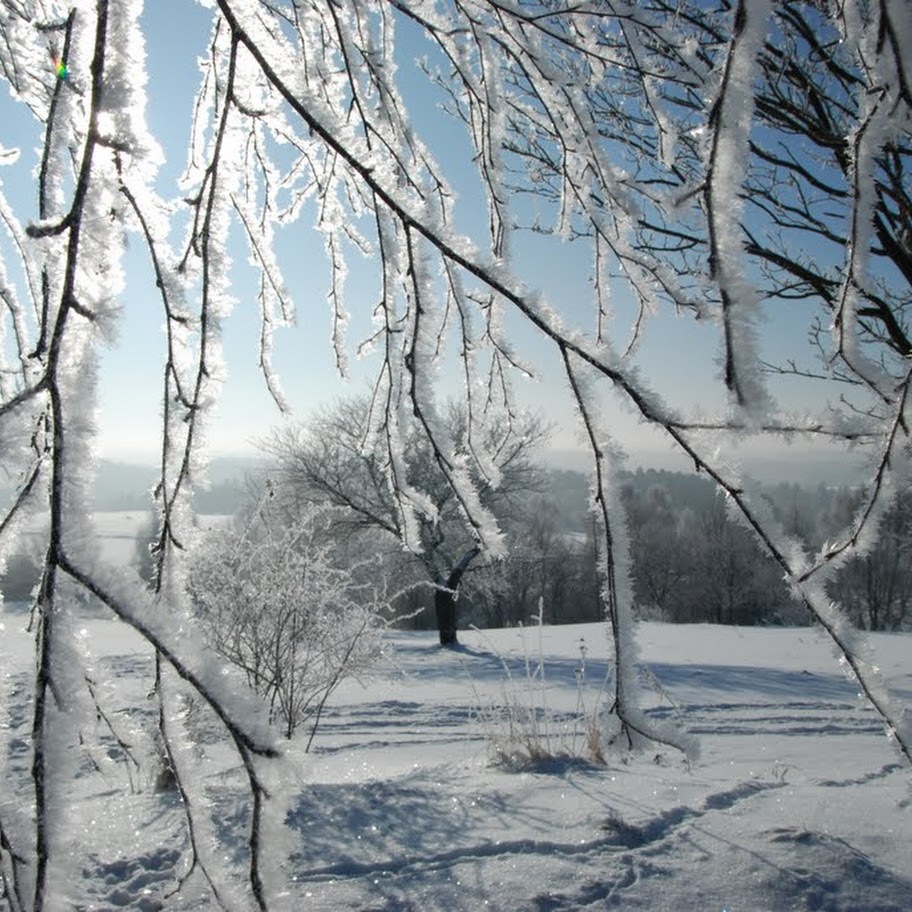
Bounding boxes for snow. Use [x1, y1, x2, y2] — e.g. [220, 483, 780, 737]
[15, 511, 232, 567]
[3, 591, 909, 910]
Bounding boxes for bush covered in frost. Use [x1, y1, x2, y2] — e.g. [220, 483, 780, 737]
[188, 503, 391, 743]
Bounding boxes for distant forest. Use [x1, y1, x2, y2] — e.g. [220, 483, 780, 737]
[2, 461, 908, 633]
[432, 467, 911, 633]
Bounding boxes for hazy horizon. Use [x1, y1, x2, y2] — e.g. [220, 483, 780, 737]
[83, 443, 866, 488]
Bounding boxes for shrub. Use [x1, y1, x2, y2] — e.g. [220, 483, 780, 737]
[188, 504, 392, 743]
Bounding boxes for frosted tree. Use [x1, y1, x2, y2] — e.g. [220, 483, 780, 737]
[1, 0, 910, 909]
[264, 397, 547, 645]
[0, 3, 281, 909]
[507, 0, 912, 754]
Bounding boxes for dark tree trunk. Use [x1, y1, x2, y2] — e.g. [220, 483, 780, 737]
[435, 547, 480, 646]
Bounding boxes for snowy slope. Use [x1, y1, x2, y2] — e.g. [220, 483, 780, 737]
[2, 614, 910, 911]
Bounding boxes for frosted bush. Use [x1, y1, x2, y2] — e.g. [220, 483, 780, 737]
[188, 503, 392, 744]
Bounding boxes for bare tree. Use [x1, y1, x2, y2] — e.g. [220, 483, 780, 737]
[264, 397, 548, 645]
[621, 484, 690, 619]
[1, 1, 911, 908]
[692, 495, 791, 626]
[826, 487, 912, 631]
[493, 496, 582, 625]
[1, 4, 280, 908]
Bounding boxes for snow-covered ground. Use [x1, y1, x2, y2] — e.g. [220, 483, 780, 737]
[2, 609, 910, 910]
[14, 512, 233, 566]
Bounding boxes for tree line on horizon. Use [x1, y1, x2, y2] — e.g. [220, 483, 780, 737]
[131, 451, 912, 635]
[392, 467, 912, 634]
[5, 453, 908, 635]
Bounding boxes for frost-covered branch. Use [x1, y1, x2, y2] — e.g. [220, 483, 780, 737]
[2, 1, 911, 907]
[561, 345, 697, 758]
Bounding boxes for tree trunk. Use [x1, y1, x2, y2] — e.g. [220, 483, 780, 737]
[435, 547, 480, 646]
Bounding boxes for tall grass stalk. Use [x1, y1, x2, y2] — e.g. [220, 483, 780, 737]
[472, 600, 608, 770]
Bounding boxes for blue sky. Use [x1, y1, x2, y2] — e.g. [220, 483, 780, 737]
[0, 3, 856, 481]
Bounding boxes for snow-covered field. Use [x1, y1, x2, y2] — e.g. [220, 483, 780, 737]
[2, 609, 910, 911]
[15, 512, 234, 567]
